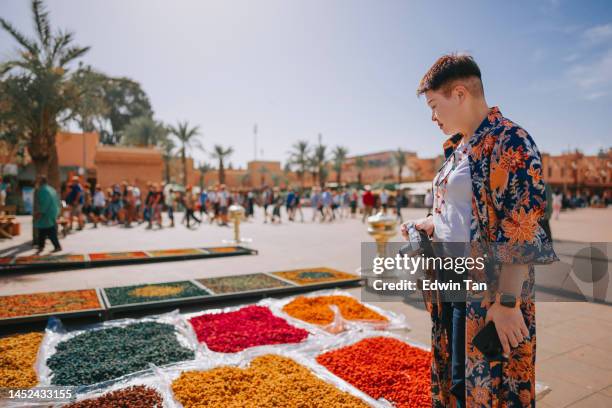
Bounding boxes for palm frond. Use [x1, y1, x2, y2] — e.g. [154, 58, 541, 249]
[0, 17, 39, 56]
[32, 0, 51, 49]
[50, 31, 73, 63]
[58, 45, 90, 67]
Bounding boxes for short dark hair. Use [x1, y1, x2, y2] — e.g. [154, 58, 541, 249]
[417, 53, 483, 97]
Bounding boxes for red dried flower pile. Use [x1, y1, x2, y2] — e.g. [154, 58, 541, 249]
[316, 336, 432, 408]
[188, 305, 309, 353]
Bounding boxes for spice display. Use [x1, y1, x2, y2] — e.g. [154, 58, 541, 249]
[188, 305, 309, 352]
[0, 289, 102, 319]
[271, 268, 358, 285]
[47, 322, 194, 386]
[316, 336, 431, 408]
[282, 295, 388, 326]
[104, 281, 210, 306]
[88, 251, 148, 261]
[171, 354, 368, 407]
[14, 254, 86, 264]
[64, 385, 163, 408]
[0, 332, 44, 388]
[197, 273, 291, 294]
[148, 248, 205, 257]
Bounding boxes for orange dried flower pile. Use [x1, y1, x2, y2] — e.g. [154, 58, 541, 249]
[317, 336, 431, 408]
[0, 332, 44, 388]
[171, 354, 368, 407]
[282, 295, 388, 326]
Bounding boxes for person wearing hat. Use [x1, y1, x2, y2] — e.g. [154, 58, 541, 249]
[65, 175, 84, 230]
[182, 185, 201, 228]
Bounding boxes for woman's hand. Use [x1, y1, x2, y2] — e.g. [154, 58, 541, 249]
[401, 216, 434, 240]
[485, 302, 529, 356]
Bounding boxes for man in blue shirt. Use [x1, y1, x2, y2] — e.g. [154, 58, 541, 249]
[65, 176, 84, 230]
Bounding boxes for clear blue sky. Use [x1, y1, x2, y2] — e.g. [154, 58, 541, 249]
[1, 0, 611, 168]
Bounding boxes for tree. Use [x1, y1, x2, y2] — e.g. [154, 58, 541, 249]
[307, 156, 318, 187]
[197, 162, 213, 189]
[355, 157, 367, 186]
[101, 77, 153, 144]
[288, 140, 310, 187]
[312, 144, 328, 188]
[210, 145, 233, 184]
[168, 121, 202, 186]
[393, 148, 407, 185]
[159, 135, 176, 183]
[0, 0, 91, 190]
[332, 146, 349, 184]
[122, 116, 167, 147]
[0, 111, 27, 176]
[70, 66, 109, 133]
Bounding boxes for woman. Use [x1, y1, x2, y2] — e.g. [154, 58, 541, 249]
[407, 54, 557, 408]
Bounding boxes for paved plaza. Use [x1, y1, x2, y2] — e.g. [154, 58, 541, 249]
[1, 207, 611, 407]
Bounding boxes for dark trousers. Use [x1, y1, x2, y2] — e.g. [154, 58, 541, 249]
[442, 301, 466, 408]
[185, 209, 201, 227]
[37, 225, 61, 251]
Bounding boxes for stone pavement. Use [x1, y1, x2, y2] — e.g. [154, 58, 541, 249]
[1, 207, 611, 407]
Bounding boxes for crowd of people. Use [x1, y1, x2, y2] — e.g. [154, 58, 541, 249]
[58, 177, 236, 231]
[52, 177, 413, 233]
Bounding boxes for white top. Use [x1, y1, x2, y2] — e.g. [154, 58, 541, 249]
[433, 142, 472, 244]
[93, 191, 106, 207]
[380, 191, 389, 204]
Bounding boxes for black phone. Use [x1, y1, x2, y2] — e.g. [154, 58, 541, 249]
[472, 321, 507, 362]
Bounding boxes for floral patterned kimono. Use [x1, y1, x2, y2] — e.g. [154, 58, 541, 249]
[424, 107, 558, 408]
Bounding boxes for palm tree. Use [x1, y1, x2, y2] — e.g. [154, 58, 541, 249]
[313, 144, 327, 188]
[355, 157, 367, 186]
[307, 156, 318, 187]
[210, 145, 233, 184]
[197, 162, 213, 189]
[288, 140, 310, 187]
[0, 0, 91, 189]
[168, 121, 202, 185]
[159, 135, 176, 183]
[393, 148, 407, 185]
[332, 146, 349, 184]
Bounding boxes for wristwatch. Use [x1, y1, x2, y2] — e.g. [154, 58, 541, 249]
[496, 292, 520, 309]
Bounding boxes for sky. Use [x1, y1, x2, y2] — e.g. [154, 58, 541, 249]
[1, 0, 611, 168]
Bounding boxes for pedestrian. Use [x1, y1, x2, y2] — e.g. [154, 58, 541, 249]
[380, 189, 389, 213]
[92, 184, 106, 228]
[552, 189, 563, 220]
[349, 189, 358, 218]
[409, 53, 557, 407]
[361, 186, 374, 222]
[65, 176, 84, 230]
[34, 175, 62, 254]
[183, 186, 201, 228]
